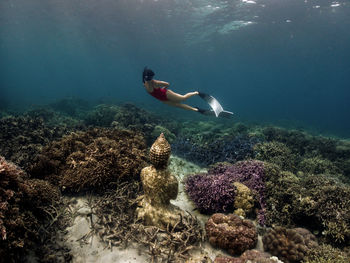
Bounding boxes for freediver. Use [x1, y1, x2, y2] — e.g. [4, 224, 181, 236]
[142, 67, 206, 113]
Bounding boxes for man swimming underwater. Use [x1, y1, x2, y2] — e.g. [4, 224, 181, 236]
[142, 67, 206, 113]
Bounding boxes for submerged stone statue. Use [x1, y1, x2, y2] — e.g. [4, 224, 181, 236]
[137, 133, 184, 229]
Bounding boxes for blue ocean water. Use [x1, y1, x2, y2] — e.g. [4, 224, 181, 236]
[0, 0, 349, 137]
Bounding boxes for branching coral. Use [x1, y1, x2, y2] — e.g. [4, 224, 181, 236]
[94, 181, 204, 262]
[30, 128, 148, 192]
[185, 173, 236, 214]
[254, 141, 297, 172]
[206, 213, 258, 255]
[0, 115, 71, 170]
[209, 160, 267, 225]
[0, 156, 64, 261]
[264, 164, 350, 245]
[84, 104, 120, 127]
[302, 244, 350, 263]
[298, 156, 339, 175]
[263, 226, 318, 263]
[112, 103, 178, 145]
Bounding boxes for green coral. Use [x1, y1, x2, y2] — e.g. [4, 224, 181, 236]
[265, 163, 350, 245]
[302, 244, 350, 263]
[151, 125, 176, 144]
[84, 104, 120, 127]
[299, 156, 339, 175]
[254, 141, 297, 172]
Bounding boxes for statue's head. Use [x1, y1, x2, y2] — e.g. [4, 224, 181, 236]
[149, 133, 171, 169]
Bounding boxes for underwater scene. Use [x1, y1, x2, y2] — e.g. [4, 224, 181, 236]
[1, 0, 350, 262]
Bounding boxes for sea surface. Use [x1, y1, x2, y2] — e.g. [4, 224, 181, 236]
[1, 0, 349, 137]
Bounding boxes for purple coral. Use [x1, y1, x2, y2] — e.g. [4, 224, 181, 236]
[210, 160, 267, 225]
[185, 173, 236, 214]
[186, 160, 267, 225]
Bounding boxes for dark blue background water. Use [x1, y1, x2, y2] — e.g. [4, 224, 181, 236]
[1, 0, 349, 137]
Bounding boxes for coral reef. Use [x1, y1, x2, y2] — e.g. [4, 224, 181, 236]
[186, 160, 267, 223]
[302, 244, 350, 263]
[264, 164, 350, 245]
[49, 97, 91, 117]
[185, 172, 236, 214]
[172, 135, 259, 166]
[112, 103, 178, 145]
[206, 213, 258, 255]
[151, 125, 176, 144]
[209, 160, 267, 225]
[261, 126, 350, 177]
[254, 141, 297, 172]
[0, 115, 72, 170]
[0, 156, 66, 262]
[233, 182, 254, 218]
[84, 104, 120, 127]
[137, 133, 193, 229]
[263, 226, 318, 263]
[298, 156, 339, 175]
[29, 128, 148, 192]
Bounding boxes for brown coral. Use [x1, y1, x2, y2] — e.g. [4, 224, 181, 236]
[30, 128, 148, 192]
[206, 213, 258, 255]
[149, 133, 171, 169]
[263, 226, 318, 263]
[0, 156, 63, 261]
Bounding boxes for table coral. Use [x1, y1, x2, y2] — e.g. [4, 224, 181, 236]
[263, 226, 318, 263]
[206, 213, 258, 255]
